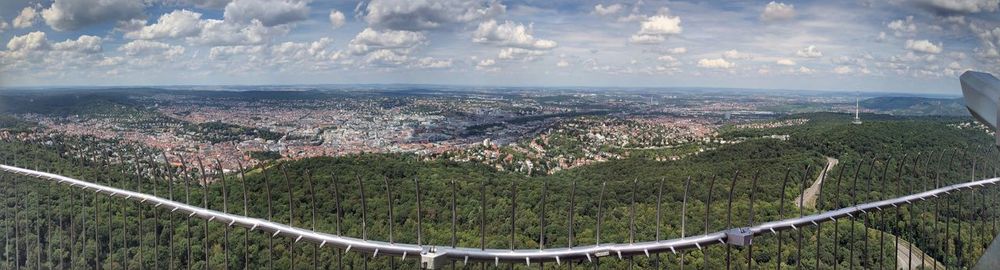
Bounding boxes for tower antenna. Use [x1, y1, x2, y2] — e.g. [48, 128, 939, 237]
[852, 93, 863, 125]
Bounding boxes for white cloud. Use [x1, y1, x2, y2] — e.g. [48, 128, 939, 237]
[796, 45, 823, 58]
[697, 58, 735, 69]
[473, 20, 557, 50]
[478, 58, 496, 67]
[348, 28, 426, 55]
[41, 0, 147, 31]
[223, 0, 309, 27]
[188, 19, 279, 46]
[0, 19, 8, 32]
[52, 35, 102, 53]
[833, 65, 853, 74]
[361, 0, 504, 31]
[7, 31, 49, 52]
[13, 7, 38, 28]
[497, 47, 546, 61]
[168, 0, 231, 9]
[905, 39, 943, 54]
[5, 32, 103, 55]
[667, 47, 687, 54]
[760, 2, 795, 22]
[971, 25, 999, 58]
[628, 34, 665, 44]
[797, 66, 815, 74]
[209, 45, 264, 60]
[888, 16, 917, 37]
[329, 9, 346, 29]
[125, 10, 204, 40]
[413, 57, 453, 69]
[911, 0, 999, 14]
[630, 14, 682, 44]
[593, 4, 624, 16]
[776, 59, 797, 66]
[119, 40, 186, 57]
[722, 50, 751, 60]
[657, 55, 677, 62]
[556, 59, 569, 67]
[270, 38, 338, 65]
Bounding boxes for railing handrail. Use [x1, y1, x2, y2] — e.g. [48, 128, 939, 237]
[2, 164, 997, 268]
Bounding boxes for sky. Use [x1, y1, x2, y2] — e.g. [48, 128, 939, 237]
[0, 0, 998, 94]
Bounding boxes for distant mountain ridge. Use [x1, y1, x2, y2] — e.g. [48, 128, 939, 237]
[861, 96, 968, 116]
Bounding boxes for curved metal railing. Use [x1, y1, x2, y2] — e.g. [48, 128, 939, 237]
[2, 163, 997, 268]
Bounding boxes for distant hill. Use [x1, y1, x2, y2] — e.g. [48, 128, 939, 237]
[861, 96, 967, 116]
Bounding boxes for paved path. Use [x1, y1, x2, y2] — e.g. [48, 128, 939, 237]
[795, 157, 838, 209]
[894, 236, 945, 270]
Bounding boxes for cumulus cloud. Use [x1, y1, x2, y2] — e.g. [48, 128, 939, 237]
[833, 66, 853, 74]
[41, 0, 147, 31]
[497, 47, 547, 61]
[413, 57, 453, 69]
[629, 14, 682, 44]
[360, 0, 505, 31]
[888, 16, 917, 37]
[905, 39, 943, 54]
[52, 35, 102, 53]
[722, 50, 751, 60]
[168, 0, 232, 9]
[796, 45, 823, 58]
[348, 28, 426, 55]
[760, 2, 795, 22]
[188, 19, 279, 46]
[776, 59, 797, 66]
[0, 19, 8, 33]
[5, 32, 102, 56]
[556, 59, 569, 67]
[7, 31, 49, 52]
[697, 58, 735, 69]
[269, 38, 340, 65]
[593, 4, 624, 16]
[911, 0, 999, 14]
[657, 55, 677, 62]
[478, 58, 496, 67]
[223, 0, 309, 27]
[667, 47, 687, 54]
[119, 40, 186, 57]
[209, 45, 264, 60]
[971, 25, 999, 58]
[329, 9, 346, 29]
[125, 10, 204, 40]
[473, 20, 557, 50]
[13, 7, 38, 28]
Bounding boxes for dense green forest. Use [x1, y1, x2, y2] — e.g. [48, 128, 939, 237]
[0, 112, 998, 269]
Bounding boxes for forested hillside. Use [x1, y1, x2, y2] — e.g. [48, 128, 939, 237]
[0, 112, 997, 269]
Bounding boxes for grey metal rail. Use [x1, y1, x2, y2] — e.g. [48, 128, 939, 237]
[1, 164, 997, 268]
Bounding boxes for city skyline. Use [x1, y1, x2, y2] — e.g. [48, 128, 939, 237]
[1, 0, 999, 94]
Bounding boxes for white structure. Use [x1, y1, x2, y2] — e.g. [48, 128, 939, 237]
[852, 95, 863, 125]
[960, 71, 1000, 145]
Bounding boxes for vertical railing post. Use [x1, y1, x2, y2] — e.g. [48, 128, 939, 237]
[777, 170, 790, 270]
[797, 165, 810, 269]
[676, 177, 690, 270]
[815, 159, 833, 270]
[237, 162, 249, 270]
[215, 160, 229, 270]
[746, 171, 760, 269]
[307, 171, 318, 269]
[724, 171, 740, 270]
[332, 173, 343, 269]
[280, 165, 295, 270]
[704, 175, 717, 270]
